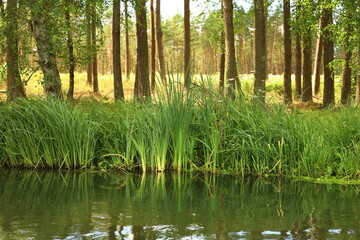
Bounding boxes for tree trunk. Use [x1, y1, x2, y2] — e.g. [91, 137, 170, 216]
[86, 0, 93, 86]
[219, 1, 225, 95]
[223, 0, 238, 99]
[356, 45, 360, 103]
[92, 4, 99, 93]
[184, 0, 191, 88]
[125, 0, 131, 80]
[295, 2, 302, 100]
[155, 0, 167, 84]
[283, 0, 292, 104]
[238, 34, 243, 74]
[254, 0, 267, 103]
[340, 50, 352, 104]
[313, 20, 323, 95]
[322, 5, 335, 107]
[219, 30, 226, 95]
[6, 0, 26, 101]
[65, 4, 75, 100]
[134, 0, 150, 99]
[150, 0, 156, 91]
[302, 34, 312, 102]
[31, 0, 62, 98]
[113, 0, 124, 101]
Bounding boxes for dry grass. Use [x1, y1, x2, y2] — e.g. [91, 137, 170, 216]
[0, 71, 341, 107]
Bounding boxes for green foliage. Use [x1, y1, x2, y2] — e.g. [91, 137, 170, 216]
[1, 83, 360, 179]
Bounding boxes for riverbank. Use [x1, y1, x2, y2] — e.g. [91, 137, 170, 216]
[1, 88, 360, 180]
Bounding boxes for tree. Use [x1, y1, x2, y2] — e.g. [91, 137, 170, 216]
[223, 0, 238, 99]
[322, 2, 334, 107]
[86, 0, 93, 86]
[91, 2, 99, 93]
[283, 0, 292, 104]
[340, 1, 355, 104]
[301, 0, 315, 103]
[313, 19, 323, 95]
[295, 1, 302, 99]
[184, 0, 191, 88]
[150, 0, 156, 91]
[134, 0, 150, 99]
[254, 0, 267, 103]
[124, 0, 131, 80]
[31, 0, 62, 98]
[113, 0, 124, 101]
[5, 0, 26, 101]
[156, 0, 167, 84]
[65, 0, 75, 100]
[219, 2, 225, 95]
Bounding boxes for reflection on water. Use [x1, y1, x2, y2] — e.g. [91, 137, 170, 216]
[0, 170, 360, 239]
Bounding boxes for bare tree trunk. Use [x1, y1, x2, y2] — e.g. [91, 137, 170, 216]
[134, 0, 150, 99]
[238, 34, 243, 74]
[65, 3, 75, 100]
[219, 31, 226, 95]
[31, 0, 62, 98]
[223, 0, 238, 99]
[86, 0, 92, 86]
[283, 0, 292, 104]
[155, 0, 167, 84]
[150, 0, 156, 91]
[219, 2, 225, 95]
[340, 50, 352, 104]
[254, 0, 267, 103]
[113, 0, 124, 101]
[6, 0, 26, 101]
[356, 45, 360, 103]
[92, 4, 99, 93]
[295, 2, 302, 99]
[184, 0, 191, 88]
[302, 34, 312, 102]
[125, 0, 131, 80]
[313, 20, 323, 95]
[322, 4, 335, 107]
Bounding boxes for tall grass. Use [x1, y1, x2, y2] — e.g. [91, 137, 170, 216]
[1, 81, 360, 179]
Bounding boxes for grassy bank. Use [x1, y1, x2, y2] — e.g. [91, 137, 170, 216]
[1, 84, 360, 179]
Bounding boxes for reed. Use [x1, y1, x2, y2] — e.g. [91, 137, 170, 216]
[1, 83, 360, 179]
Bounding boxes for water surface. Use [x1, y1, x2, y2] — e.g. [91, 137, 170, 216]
[0, 170, 359, 239]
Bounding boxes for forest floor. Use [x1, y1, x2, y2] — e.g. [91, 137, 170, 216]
[0, 72, 343, 108]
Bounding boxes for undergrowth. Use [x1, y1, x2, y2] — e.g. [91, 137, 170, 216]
[1, 82, 360, 179]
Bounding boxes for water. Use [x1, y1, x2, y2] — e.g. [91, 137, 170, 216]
[0, 170, 359, 240]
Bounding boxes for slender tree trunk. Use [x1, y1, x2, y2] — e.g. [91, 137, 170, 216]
[356, 45, 360, 103]
[254, 0, 267, 103]
[113, 0, 124, 101]
[125, 0, 131, 80]
[295, 2, 302, 99]
[92, 5, 99, 93]
[238, 34, 243, 74]
[283, 0, 292, 104]
[31, 0, 62, 98]
[86, 0, 93, 86]
[65, 5, 75, 100]
[340, 50, 352, 104]
[6, 0, 26, 101]
[302, 34, 313, 102]
[150, 0, 156, 91]
[313, 20, 323, 95]
[322, 5, 335, 107]
[219, 2, 225, 95]
[184, 0, 191, 88]
[156, 0, 167, 84]
[134, 0, 150, 99]
[223, 0, 238, 99]
[219, 31, 226, 95]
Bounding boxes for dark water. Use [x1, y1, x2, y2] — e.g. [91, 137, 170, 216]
[0, 170, 360, 240]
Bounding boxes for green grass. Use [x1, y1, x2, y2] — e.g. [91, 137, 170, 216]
[1, 80, 360, 179]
